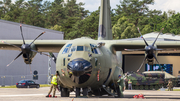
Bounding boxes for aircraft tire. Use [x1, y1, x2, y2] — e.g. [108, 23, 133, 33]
[83, 87, 88, 97]
[76, 88, 80, 97]
[61, 88, 69, 97]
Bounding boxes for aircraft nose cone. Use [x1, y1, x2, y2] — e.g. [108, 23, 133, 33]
[67, 58, 92, 76]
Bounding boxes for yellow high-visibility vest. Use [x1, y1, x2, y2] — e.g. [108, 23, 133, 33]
[51, 76, 57, 85]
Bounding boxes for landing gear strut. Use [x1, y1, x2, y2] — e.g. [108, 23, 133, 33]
[76, 88, 80, 97]
[75, 87, 88, 97]
[61, 87, 69, 97]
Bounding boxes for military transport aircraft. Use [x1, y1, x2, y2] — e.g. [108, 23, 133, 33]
[1, 0, 180, 98]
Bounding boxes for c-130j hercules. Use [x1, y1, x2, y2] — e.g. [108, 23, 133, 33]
[1, 0, 180, 98]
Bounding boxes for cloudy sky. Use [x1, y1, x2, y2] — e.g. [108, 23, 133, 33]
[11, 0, 180, 13]
[76, 0, 180, 13]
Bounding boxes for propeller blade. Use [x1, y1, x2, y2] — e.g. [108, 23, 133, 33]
[20, 24, 25, 44]
[137, 55, 147, 72]
[125, 48, 146, 51]
[31, 49, 50, 57]
[152, 28, 164, 46]
[29, 32, 45, 46]
[153, 53, 163, 71]
[1, 41, 21, 49]
[7, 52, 23, 67]
[137, 27, 149, 46]
[49, 52, 57, 63]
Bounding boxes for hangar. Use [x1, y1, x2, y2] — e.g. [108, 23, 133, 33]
[0, 19, 63, 85]
[122, 32, 180, 77]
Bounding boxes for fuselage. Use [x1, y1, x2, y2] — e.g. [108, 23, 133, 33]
[56, 37, 122, 89]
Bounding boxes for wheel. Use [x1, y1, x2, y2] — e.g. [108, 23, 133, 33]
[154, 85, 159, 90]
[76, 88, 80, 97]
[83, 87, 88, 97]
[61, 88, 69, 97]
[135, 86, 139, 90]
[149, 85, 153, 90]
[139, 85, 144, 90]
[132, 85, 136, 89]
[145, 85, 149, 90]
[36, 85, 40, 88]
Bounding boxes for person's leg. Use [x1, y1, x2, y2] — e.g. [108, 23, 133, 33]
[120, 86, 124, 98]
[48, 84, 53, 95]
[53, 84, 57, 97]
[171, 87, 173, 91]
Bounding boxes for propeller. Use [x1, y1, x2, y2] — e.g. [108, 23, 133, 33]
[49, 52, 57, 63]
[2, 24, 50, 68]
[125, 28, 164, 72]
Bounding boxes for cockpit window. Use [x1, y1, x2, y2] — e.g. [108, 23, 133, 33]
[70, 46, 76, 52]
[90, 44, 100, 54]
[77, 46, 83, 51]
[85, 46, 91, 52]
[66, 44, 72, 48]
[62, 44, 72, 54]
[63, 45, 95, 53]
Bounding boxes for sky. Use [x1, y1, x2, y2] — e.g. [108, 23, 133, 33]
[11, 0, 180, 13]
[76, 0, 180, 13]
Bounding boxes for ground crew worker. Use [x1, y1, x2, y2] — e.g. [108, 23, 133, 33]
[117, 75, 124, 98]
[167, 79, 173, 91]
[128, 79, 132, 90]
[46, 72, 60, 97]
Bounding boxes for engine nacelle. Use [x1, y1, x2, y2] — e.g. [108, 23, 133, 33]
[22, 43, 37, 64]
[145, 45, 158, 65]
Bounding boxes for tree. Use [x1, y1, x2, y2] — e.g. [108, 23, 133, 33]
[44, 0, 65, 28]
[161, 13, 180, 35]
[61, 0, 89, 39]
[67, 10, 99, 39]
[1, 0, 25, 22]
[0, 0, 12, 18]
[19, 0, 45, 27]
[112, 16, 139, 39]
[115, 0, 154, 26]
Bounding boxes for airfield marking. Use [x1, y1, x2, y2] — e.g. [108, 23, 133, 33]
[0, 94, 46, 97]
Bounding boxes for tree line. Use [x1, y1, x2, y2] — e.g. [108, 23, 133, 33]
[0, 0, 179, 39]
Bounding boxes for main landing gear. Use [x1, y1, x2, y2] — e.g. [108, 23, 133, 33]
[75, 87, 88, 97]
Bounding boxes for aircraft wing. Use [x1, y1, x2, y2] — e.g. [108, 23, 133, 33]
[103, 39, 180, 54]
[0, 40, 70, 53]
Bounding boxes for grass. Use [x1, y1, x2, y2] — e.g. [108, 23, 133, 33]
[0, 85, 17, 88]
[165, 89, 180, 91]
[39, 84, 51, 87]
[0, 84, 51, 88]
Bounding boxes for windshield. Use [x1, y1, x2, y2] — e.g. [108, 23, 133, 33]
[19, 80, 26, 83]
[63, 45, 96, 53]
[77, 46, 83, 51]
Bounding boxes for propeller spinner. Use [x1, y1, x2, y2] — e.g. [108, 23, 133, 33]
[125, 28, 164, 72]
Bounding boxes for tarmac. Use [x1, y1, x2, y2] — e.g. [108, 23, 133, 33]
[0, 87, 180, 101]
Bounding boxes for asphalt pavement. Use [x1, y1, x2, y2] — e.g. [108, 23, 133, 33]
[0, 87, 180, 101]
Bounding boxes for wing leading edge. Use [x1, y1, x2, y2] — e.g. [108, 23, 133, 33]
[103, 40, 180, 54]
[0, 40, 69, 53]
